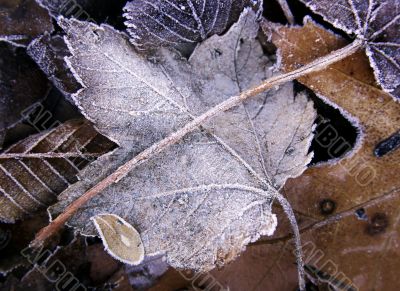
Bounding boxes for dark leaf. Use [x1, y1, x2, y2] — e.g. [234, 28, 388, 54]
[0, 119, 116, 223]
[0, 42, 49, 150]
[0, 0, 53, 46]
[123, 0, 261, 49]
[299, 0, 400, 99]
[1, 236, 120, 290]
[0, 213, 48, 275]
[27, 33, 81, 102]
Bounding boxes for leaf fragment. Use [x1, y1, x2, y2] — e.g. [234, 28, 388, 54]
[27, 33, 81, 102]
[92, 213, 145, 265]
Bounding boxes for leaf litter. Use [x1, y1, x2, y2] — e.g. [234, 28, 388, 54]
[2, 0, 398, 289]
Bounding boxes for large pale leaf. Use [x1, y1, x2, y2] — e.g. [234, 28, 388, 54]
[51, 10, 316, 271]
[299, 0, 400, 99]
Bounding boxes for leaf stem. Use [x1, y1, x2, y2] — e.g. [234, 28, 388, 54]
[31, 39, 363, 251]
[274, 192, 306, 291]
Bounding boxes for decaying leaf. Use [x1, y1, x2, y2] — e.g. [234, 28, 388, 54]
[298, 0, 400, 99]
[123, 0, 261, 49]
[92, 213, 145, 265]
[190, 17, 400, 290]
[50, 9, 316, 272]
[0, 119, 115, 223]
[0, 0, 53, 46]
[0, 42, 49, 150]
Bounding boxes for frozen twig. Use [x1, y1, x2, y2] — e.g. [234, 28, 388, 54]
[277, 0, 296, 24]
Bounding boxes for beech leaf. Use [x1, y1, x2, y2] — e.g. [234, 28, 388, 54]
[50, 10, 316, 271]
[123, 0, 261, 49]
[299, 0, 400, 99]
[0, 119, 115, 223]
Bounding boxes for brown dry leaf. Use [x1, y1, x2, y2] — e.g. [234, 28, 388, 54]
[0, 119, 115, 223]
[0, 0, 53, 46]
[176, 18, 400, 291]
